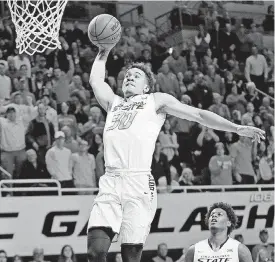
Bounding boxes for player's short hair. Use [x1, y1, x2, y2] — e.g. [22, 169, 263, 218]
[126, 63, 156, 93]
[205, 202, 238, 235]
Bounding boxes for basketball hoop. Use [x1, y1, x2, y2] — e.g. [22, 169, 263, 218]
[7, 0, 68, 56]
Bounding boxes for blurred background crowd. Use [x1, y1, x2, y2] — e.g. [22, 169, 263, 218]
[0, 1, 274, 262]
[0, 1, 274, 193]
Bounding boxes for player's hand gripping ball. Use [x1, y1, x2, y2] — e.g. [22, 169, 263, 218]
[88, 14, 122, 49]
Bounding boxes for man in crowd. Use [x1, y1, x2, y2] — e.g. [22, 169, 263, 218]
[156, 62, 180, 98]
[26, 102, 55, 164]
[0, 106, 26, 179]
[245, 45, 268, 94]
[71, 139, 96, 191]
[61, 125, 79, 153]
[0, 14, 272, 192]
[45, 131, 73, 188]
[0, 62, 11, 101]
[252, 229, 274, 262]
[230, 135, 257, 184]
[29, 248, 51, 262]
[152, 243, 173, 262]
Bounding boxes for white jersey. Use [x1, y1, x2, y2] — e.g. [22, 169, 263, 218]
[194, 238, 240, 262]
[103, 93, 165, 171]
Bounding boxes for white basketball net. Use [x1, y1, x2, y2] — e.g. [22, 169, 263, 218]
[7, 0, 68, 56]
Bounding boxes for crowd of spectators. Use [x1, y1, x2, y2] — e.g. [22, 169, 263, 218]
[0, 229, 274, 262]
[169, 1, 274, 33]
[0, 2, 274, 195]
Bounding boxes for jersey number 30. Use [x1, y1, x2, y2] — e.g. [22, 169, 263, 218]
[107, 111, 138, 131]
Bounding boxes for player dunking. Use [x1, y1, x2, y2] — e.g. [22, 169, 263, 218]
[185, 202, 253, 262]
[87, 47, 265, 262]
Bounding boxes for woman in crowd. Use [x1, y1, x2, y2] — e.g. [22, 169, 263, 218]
[196, 125, 219, 172]
[58, 245, 78, 262]
[255, 141, 274, 184]
[89, 133, 103, 157]
[195, 24, 211, 67]
[70, 92, 88, 125]
[158, 119, 181, 173]
[223, 131, 238, 155]
[226, 84, 247, 115]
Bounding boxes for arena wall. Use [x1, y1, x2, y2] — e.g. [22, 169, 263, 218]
[0, 191, 273, 257]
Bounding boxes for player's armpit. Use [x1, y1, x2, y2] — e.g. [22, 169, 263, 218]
[89, 50, 115, 112]
[154, 92, 202, 123]
[185, 245, 195, 262]
[154, 92, 239, 134]
[238, 244, 253, 262]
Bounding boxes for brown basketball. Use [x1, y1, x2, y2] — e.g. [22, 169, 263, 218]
[88, 14, 122, 49]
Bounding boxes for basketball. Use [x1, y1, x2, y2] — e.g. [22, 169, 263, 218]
[88, 14, 122, 49]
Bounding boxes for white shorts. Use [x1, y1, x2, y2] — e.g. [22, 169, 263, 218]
[87, 171, 157, 245]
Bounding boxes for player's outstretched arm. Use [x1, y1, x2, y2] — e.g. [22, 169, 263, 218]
[89, 48, 115, 112]
[154, 93, 265, 142]
[238, 244, 253, 262]
[185, 245, 195, 262]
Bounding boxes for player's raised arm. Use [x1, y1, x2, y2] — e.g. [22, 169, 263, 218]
[238, 244, 253, 262]
[154, 92, 265, 142]
[185, 245, 195, 262]
[89, 48, 115, 112]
